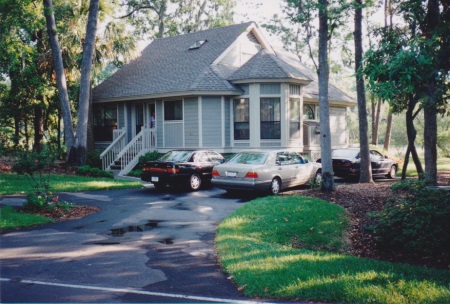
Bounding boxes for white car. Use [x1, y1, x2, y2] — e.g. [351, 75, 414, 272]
[212, 150, 322, 195]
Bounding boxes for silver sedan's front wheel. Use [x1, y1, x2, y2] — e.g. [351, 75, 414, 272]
[270, 178, 281, 195]
[314, 170, 323, 185]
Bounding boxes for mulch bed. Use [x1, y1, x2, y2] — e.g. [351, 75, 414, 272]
[290, 171, 449, 270]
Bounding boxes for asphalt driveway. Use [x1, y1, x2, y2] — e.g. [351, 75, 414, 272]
[1, 186, 262, 303]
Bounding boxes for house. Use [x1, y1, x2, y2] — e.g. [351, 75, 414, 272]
[92, 22, 355, 175]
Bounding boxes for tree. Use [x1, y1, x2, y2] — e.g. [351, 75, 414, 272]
[354, 0, 373, 183]
[317, 0, 335, 191]
[43, 0, 75, 156]
[71, 0, 100, 165]
[118, 0, 234, 39]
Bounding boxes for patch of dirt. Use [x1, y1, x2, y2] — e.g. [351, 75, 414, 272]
[290, 171, 450, 270]
[33, 205, 101, 221]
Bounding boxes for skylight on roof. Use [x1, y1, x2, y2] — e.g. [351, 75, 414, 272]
[189, 39, 207, 50]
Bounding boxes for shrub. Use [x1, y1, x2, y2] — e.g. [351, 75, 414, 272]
[370, 179, 450, 261]
[77, 165, 114, 179]
[136, 150, 161, 169]
[13, 149, 73, 212]
[87, 150, 102, 169]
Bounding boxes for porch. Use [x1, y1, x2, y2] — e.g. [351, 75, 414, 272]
[100, 127, 156, 176]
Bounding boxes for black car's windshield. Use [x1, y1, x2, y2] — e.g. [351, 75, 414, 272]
[332, 149, 359, 159]
[228, 152, 268, 165]
[159, 151, 193, 162]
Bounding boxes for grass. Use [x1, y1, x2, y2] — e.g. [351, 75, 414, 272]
[215, 195, 450, 304]
[404, 156, 450, 177]
[0, 205, 54, 230]
[0, 173, 143, 195]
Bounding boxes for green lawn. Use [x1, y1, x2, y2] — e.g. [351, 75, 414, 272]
[0, 205, 54, 230]
[216, 195, 450, 304]
[404, 156, 450, 177]
[0, 173, 143, 195]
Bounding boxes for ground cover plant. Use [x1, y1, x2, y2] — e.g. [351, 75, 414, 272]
[216, 195, 450, 304]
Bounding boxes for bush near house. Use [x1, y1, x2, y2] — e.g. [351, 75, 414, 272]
[76, 165, 114, 179]
[369, 179, 450, 263]
[128, 150, 161, 177]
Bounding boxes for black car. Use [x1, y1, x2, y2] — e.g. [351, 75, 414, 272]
[317, 148, 397, 180]
[141, 150, 226, 190]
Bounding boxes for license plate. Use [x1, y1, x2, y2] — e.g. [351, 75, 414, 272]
[226, 171, 237, 177]
[151, 176, 159, 182]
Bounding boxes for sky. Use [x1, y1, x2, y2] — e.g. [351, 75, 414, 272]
[234, 0, 284, 47]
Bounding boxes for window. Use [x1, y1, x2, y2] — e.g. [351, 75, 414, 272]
[164, 100, 182, 121]
[260, 98, 281, 139]
[304, 104, 316, 120]
[93, 104, 117, 141]
[189, 40, 207, 50]
[290, 98, 301, 139]
[233, 98, 249, 140]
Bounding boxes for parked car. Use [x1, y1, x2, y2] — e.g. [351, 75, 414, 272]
[211, 150, 322, 195]
[316, 148, 397, 179]
[141, 150, 226, 190]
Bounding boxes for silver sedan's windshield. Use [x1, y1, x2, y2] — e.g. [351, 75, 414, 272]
[228, 152, 268, 165]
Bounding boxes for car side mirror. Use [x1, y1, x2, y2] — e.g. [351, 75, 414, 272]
[304, 159, 309, 163]
[276, 161, 281, 166]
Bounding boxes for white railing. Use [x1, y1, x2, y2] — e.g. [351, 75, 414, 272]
[100, 128, 126, 171]
[116, 127, 156, 176]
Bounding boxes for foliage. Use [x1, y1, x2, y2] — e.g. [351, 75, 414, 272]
[12, 149, 73, 212]
[136, 150, 161, 168]
[86, 149, 102, 169]
[76, 165, 114, 179]
[12, 149, 56, 195]
[216, 195, 450, 303]
[0, 206, 53, 231]
[370, 179, 450, 261]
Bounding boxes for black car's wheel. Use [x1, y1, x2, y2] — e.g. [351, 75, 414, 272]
[189, 174, 202, 191]
[387, 165, 397, 179]
[269, 178, 281, 195]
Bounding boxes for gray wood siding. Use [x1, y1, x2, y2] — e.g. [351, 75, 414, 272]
[202, 97, 222, 147]
[156, 101, 163, 148]
[330, 107, 347, 146]
[184, 98, 199, 147]
[164, 123, 183, 147]
[225, 98, 231, 147]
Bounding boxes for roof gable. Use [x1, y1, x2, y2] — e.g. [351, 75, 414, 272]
[93, 22, 255, 101]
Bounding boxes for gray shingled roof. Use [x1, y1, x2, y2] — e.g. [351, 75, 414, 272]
[93, 23, 254, 101]
[228, 49, 312, 81]
[93, 22, 355, 104]
[273, 49, 355, 103]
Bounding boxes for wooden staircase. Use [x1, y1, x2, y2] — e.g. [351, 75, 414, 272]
[100, 127, 156, 176]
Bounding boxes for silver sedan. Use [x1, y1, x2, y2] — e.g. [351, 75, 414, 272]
[212, 150, 322, 195]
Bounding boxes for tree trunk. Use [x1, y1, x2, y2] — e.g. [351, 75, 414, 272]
[401, 97, 424, 180]
[424, 102, 438, 184]
[318, 0, 335, 192]
[374, 98, 381, 145]
[43, 0, 75, 158]
[33, 101, 44, 153]
[354, 0, 373, 183]
[72, 0, 100, 166]
[383, 111, 393, 151]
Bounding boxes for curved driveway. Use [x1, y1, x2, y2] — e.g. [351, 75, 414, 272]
[1, 185, 262, 303]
